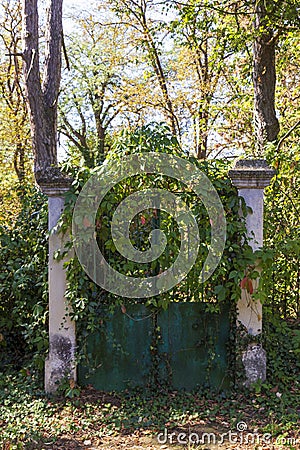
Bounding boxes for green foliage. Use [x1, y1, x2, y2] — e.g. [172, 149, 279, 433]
[263, 315, 300, 389]
[0, 0, 33, 215]
[58, 124, 257, 373]
[257, 0, 300, 29]
[56, 376, 81, 399]
[0, 187, 48, 370]
[0, 366, 299, 448]
[58, 0, 300, 159]
[59, 19, 130, 167]
[107, 123, 182, 156]
[263, 143, 300, 317]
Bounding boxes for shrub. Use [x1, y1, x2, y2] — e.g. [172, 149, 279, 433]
[0, 187, 48, 370]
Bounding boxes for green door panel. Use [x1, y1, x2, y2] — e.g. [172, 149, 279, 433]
[78, 303, 231, 391]
[78, 304, 153, 391]
[157, 303, 230, 391]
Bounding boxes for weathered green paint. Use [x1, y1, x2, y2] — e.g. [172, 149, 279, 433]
[78, 304, 152, 391]
[78, 303, 230, 391]
[157, 303, 230, 390]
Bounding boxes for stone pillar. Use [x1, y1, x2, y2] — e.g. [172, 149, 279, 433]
[40, 177, 76, 393]
[229, 159, 275, 387]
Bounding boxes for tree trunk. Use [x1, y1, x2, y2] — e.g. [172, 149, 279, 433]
[95, 119, 105, 164]
[22, 0, 63, 183]
[144, 28, 178, 137]
[253, 0, 279, 153]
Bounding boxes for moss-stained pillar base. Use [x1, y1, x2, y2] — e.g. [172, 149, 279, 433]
[40, 173, 76, 393]
[229, 160, 275, 387]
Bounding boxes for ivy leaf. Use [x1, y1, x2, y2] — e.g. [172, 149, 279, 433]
[240, 276, 254, 294]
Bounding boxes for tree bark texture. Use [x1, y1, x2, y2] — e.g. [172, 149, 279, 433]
[253, 0, 279, 152]
[22, 0, 63, 183]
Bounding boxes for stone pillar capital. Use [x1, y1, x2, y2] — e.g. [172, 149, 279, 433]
[229, 159, 276, 189]
[38, 167, 73, 197]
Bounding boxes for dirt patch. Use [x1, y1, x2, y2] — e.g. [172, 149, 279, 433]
[30, 424, 298, 450]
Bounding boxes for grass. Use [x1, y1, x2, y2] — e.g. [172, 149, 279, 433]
[0, 368, 299, 449]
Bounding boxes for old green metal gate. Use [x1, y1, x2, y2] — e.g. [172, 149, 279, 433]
[78, 302, 231, 391]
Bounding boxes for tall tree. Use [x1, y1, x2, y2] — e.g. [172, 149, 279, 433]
[50, 0, 299, 162]
[0, 0, 33, 223]
[22, 0, 63, 183]
[0, 0, 31, 184]
[59, 17, 133, 167]
[110, 0, 180, 137]
[169, 0, 249, 158]
[253, 0, 279, 152]
[253, 0, 299, 152]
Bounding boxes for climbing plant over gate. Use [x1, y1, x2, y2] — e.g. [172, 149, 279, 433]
[57, 125, 259, 373]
